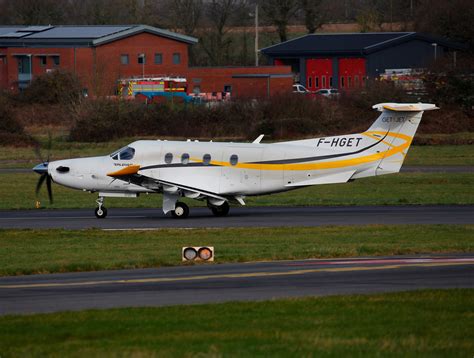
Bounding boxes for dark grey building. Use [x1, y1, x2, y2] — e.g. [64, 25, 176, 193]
[261, 32, 466, 91]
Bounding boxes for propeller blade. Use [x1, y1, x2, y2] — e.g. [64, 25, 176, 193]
[46, 175, 53, 204]
[36, 173, 47, 197]
[34, 142, 45, 164]
[46, 132, 52, 163]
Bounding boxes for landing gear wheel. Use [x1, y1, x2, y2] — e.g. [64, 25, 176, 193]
[171, 202, 189, 219]
[95, 206, 108, 219]
[210, 202, 230, 217]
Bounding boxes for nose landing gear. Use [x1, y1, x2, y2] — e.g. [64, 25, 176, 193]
[95, 196, 107, 219]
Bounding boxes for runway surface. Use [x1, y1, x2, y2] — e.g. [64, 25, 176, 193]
[1, 255, 473, 315]
[0, 205, 472, 229]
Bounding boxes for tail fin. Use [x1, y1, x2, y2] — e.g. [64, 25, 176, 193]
[366, 103, 438, 176]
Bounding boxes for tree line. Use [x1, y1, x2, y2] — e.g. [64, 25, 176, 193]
[0, 0, 472, 66]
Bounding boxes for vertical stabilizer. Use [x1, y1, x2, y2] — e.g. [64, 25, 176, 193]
[368, 103, 438, 175]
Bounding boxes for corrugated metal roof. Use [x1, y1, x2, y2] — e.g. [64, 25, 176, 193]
[0, 25, 198, 47]
[261, 32, 412, 55]
[261, 32, 465, 56]
[25, 26, 133, 39]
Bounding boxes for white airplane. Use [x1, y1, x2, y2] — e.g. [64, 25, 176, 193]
[33, 103, 438, 219]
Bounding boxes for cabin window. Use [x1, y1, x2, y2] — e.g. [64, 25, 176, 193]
[52, 55, 60, 66]
[138, 54, 146, 64]
[203, 154, 211, 165]
[230, 154, 238, 166]
[181, 153, 190, 165]
[164, 153, 173, 164]
[315, 76, 319, 88]
[39, 56, 47, 66]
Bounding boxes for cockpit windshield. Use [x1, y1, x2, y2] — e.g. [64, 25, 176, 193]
[110, 146, 135, 161]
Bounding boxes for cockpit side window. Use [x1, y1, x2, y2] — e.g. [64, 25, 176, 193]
[110, 146, 135, 161]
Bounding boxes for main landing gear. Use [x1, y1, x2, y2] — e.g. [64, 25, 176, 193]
[171, 202, 190, 219]
[209, 201, 230, 217]
[95, 196, 107, 219]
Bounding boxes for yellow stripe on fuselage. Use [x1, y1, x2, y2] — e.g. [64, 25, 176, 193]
[205, 131, 412, 171]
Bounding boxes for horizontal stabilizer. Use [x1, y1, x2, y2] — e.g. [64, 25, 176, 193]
[372, 103, 439, 112]
[286, 170, 355, 187]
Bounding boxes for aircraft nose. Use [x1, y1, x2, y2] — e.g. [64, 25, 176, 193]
[32, 162, 48, 175]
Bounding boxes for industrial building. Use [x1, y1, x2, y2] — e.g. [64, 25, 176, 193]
[0, 25, 292, 98]
[261, 32, 465, 92]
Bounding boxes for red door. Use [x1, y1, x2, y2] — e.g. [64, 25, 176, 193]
[306, 59, 332, 91]
[338, 58, 366, 90]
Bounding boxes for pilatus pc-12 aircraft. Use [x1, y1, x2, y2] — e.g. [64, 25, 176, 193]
[33, 103, 437, 219]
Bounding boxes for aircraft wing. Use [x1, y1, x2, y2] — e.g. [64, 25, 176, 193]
[107, 165, 229, 206]
[285, 170, 356, 187]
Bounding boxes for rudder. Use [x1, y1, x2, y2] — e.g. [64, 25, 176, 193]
[368, 103, 438, 175]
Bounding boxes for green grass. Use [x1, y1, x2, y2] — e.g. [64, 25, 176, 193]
[0, 225, 472, 276]
[0, 289, 472, 357]
[406, 144, 474, 166]
[0, 139, 132, 169]
[0, 172, 471, 210]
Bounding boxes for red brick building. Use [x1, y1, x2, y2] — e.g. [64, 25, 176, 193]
[0, 25, 292, 98]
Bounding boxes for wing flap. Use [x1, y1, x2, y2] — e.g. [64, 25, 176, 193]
[286, 170, 355, 187]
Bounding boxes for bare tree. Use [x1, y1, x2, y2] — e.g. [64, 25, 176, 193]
[415, 0, 474, 51]
[300, 0, 325, 34]
[4, 0, 66, 25]
[355, 1, 383, 32]
[199, 0, 245, 65]
[162, 0, 203, 36]
[261, 0, 299, 42]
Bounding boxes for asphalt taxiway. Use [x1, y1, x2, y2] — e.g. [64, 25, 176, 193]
[0, 205, 472, 229]
[1, 255, 473, 315]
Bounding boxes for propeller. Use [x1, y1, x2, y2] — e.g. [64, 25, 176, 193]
[32, 133, 53, 204]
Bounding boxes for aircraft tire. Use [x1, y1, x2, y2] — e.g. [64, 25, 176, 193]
[210, 202, 230, 217]
[171, 202, 189, 219]
[95, 206, 107, 219]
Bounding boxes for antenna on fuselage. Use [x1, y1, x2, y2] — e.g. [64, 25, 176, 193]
[253, 134, 264, 143]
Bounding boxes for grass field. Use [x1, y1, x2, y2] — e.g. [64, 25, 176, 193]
[1, 172, 472, 210]
[1, 225, 472, 276]
[0, 289, 472, 357]
[0, 142, 473, 168]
